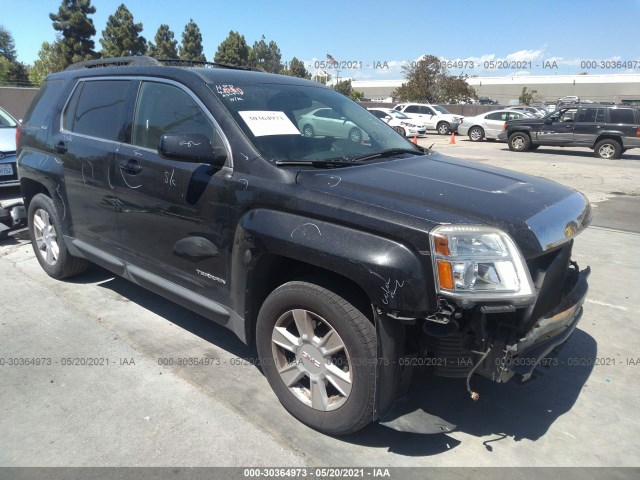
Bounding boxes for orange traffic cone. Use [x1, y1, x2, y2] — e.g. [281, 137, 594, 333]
[449, 132, 456, 144]
[413, 135, 417, 144]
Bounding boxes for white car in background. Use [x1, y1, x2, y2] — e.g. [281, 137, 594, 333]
[458, 109, 532, 141]
[393, 103, 463, 135]
[297, 107, 364, 143]
[367, 108, 427, 137]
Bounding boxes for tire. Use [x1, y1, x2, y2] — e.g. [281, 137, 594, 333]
[392, 126, 406, 137]
[594, 139, 622, 159]
[468, 126, 484, 142]
[349, 127, 363, 143]
[302, 124, 314, 137]
[437, 122, 450, 135]
[28, 193, 88, 279]
[256, 280, 377, 435]
[508, 132, 531, 152]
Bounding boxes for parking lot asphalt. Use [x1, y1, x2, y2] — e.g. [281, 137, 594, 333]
[1, 138, 639, 469]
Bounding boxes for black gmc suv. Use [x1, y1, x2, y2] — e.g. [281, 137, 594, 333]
[500, 103, 640, 159]
[17, 57, 591, 435]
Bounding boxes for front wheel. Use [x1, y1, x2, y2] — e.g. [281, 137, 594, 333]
[256, 281, 377, 435]
[437, 122, 450, 135]
[594, 139, 622, 159]
[28, 193, 88, 279]
[468, 126, 484, 142]
[302, 124, 314, 137]
[508, 132, 531, 152]
[392, 126, 406, 137]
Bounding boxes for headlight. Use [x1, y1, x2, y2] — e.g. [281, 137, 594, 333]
[429, 225, 534, 305]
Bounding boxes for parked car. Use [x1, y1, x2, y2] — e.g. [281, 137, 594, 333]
[477, 96, 499, 105]
[17, 56, 591, 436]
[393, 103, 463, 135]
[298, 107, 365, 143]
[367, 108, 427, 137]
[557, 96, 580, 105]
[458, 109, 531, 141]
[504, 106, 546, 118]
[499, 103, 640, 159]
[0, 107, 19, 188]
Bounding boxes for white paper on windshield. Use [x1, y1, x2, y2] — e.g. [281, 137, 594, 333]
[238, 111, 301, 137]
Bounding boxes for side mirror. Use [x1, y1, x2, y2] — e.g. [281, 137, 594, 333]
[158, 133, 226, 167]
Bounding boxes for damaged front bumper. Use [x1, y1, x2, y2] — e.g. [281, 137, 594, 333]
[492, 265, 590, 383]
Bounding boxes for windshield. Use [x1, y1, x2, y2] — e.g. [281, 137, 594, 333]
[209, 82, 418, 162]
[0, 108, 18, 128]
[432, 105, 451, 115]
[389, 110, 410, 119]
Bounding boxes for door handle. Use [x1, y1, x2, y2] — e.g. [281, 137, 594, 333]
[55, 141, 67, 154]
[119, 159, 142, 175]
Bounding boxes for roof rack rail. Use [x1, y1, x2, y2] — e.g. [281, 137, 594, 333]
[65, 56, 161, 70]
[156, 58, 262, 71]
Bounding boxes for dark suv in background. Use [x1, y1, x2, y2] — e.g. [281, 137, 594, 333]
[17, 56, 591, 435]
[500, 103, 640, 159]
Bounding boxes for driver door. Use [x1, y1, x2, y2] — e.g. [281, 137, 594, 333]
[535, 108, 576, 144]
[114, 80, 231, 304]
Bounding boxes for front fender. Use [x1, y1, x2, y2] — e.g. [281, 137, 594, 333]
[233, 208, 435, 315]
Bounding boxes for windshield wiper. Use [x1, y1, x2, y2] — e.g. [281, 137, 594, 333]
[275, 159, 366, 169]
[349, 148, 424, 163]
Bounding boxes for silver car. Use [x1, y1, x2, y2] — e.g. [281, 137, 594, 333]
[0, 107, 19, 188]
[298, 107, 364, 143]
[458, 109, 532, 141]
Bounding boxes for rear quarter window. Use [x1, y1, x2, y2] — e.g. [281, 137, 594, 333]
[608, 108, 636, 125]
[22, 79, 65, 128]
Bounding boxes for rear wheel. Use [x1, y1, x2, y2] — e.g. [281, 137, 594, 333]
[437, 122, 450, 135]
[468, 126, 484, 142]
[302, 124, 314, 137]
[256, 280, 377, 435]
[594, 139, 621, 159]
[508, 132, 531, 152]
[349, 127, 363, 143]
[28, 193, 88, 279]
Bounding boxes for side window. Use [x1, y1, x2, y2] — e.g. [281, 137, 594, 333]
[575, 108, 598, 123]
[507, 112, 524, 120]
[608, 108, 636, 124]
[132, 81, 214, 150]
[370, 110, 385, 119]
[485, 112, 503, 120]
[405, 105, 419, 113]
[424, 107, 436, 115]
[66, 80, 131, 141]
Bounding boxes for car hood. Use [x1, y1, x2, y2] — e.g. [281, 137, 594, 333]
[296, 152, 591, 257]
[0, 128, 16, 152]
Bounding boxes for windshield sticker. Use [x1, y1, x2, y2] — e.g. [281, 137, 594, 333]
[238, 111, 301, 137]
[215, 84, 244, 102]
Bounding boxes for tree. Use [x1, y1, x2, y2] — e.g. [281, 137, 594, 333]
[0, 26, 17, 62]
[49, 0, 97, 67]
[179, 19, 205, 62]
[100, 4, 146, 57]
[519, 87, 537, 106]
[0, 56, 11, 84]
[29, 40, 66, 85]
[250, 35, 282, 73]
[439, 75, 477, 104]
[214, 31, 250, 67]
[148, 24, 178, 59]
[333, 79, 364, 101]
[282, 57, 311, 79]
[392, 55, 477, 104]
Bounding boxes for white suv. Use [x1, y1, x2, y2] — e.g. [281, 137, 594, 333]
[393, 103, 463, 135]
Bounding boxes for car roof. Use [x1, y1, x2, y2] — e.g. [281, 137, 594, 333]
[49, 56, 328, 90]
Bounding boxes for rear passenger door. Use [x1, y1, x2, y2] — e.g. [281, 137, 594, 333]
[114, 79, 232, 305]
[483, 111, 509, 138]
[57, 78, 134, 269]
[572, 107, 605, 146]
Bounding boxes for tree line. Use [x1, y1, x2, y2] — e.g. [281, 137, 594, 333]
[1, 0, 312, 86]
[1, 0, 477, 104]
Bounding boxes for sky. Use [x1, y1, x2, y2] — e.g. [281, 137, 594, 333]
[2, 0, 640, 80]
